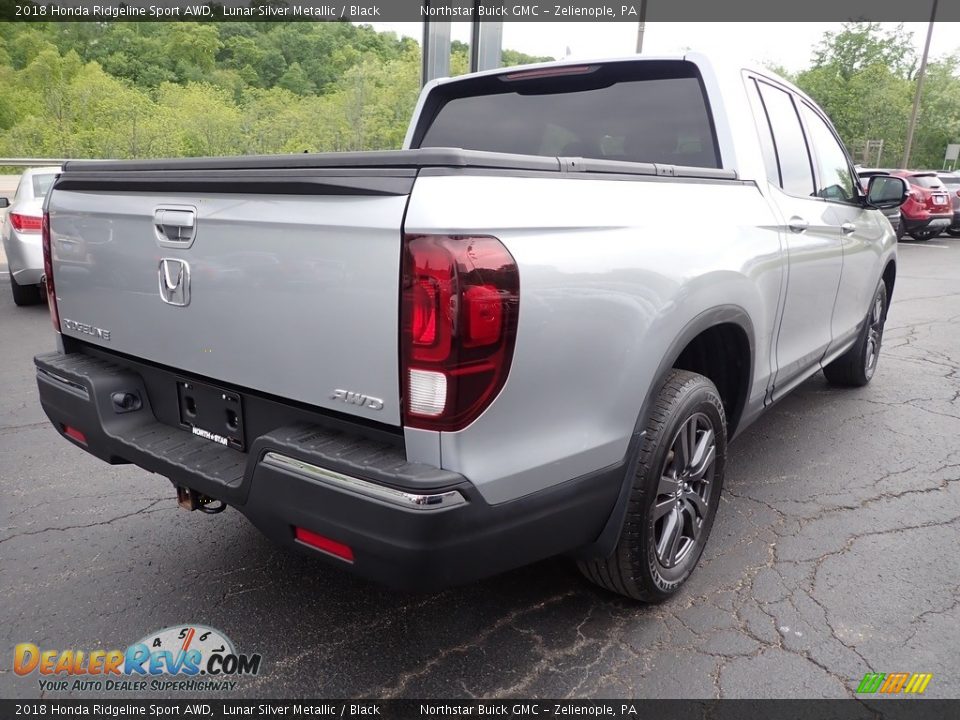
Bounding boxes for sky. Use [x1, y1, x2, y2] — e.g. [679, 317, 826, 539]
[371, 22, 960, 73]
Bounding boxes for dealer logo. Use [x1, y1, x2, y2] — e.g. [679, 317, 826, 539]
[14, 624, 262, 693]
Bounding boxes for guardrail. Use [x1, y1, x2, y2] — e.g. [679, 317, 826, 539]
[0, 158, 73, 166]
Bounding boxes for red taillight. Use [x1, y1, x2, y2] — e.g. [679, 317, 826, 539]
[9, 212, 42, 233]
[62, 425, 87, 445]
[401, 234, 519, 431]
[463, 284, 503, 348]
[412, 277, 439, 345]
[42, 212, 60, 330]
[294, 527, 354, 562]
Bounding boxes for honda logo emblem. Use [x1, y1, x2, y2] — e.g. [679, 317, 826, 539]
[158, 258, 190, 307]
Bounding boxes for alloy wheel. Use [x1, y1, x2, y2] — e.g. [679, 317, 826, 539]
[864, 292, 885, 376]
[652, 413, 717, 569]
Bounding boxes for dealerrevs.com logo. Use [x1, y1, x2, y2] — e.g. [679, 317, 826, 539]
[14, 625, 262, 693]
[855, 672, 933, 695]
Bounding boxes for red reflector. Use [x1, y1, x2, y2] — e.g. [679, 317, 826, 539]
[294, 527, 354, 562]
[62, 425, 87, 444]
[9, 212, 42, 233]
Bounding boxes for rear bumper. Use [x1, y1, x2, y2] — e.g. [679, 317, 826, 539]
[34, 350, 622, 589]
[2, 229, 43, 284]
[902, 215, 951, 232]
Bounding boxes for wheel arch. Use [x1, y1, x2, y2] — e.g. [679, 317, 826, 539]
[882, 257, 897, 305]
[574, 305, 755, 560]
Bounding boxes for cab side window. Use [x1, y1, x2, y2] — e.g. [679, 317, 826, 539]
[799, 103, 858, 204]
[745, 78, 781, 188]
[756, 81, 816, 198]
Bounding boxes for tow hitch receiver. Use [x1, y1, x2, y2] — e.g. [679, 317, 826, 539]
[176, 486, 226, 514]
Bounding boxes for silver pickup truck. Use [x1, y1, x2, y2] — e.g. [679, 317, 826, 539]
[34, 55, 907, 601]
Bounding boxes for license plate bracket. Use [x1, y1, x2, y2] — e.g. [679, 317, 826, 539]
[176, 379, 245, 451]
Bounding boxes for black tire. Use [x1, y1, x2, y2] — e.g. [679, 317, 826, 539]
[895, 216, 905, 241]
[9, 271, 43, 306]
[946, 228, 960, 237]
[908, 229, 937, 241]
[823, 281, 888, 387]
[578, 370, 726, 602]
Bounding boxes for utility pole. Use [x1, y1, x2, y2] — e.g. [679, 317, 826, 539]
[902, 0, 938, 169]
[635, 0, 647, 53]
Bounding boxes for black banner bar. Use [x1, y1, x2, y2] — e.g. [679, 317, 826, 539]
[1, 0, 959, 22]
[0, 700, 958, 720]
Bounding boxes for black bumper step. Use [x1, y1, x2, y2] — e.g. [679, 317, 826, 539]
[34, 350, 464, 505]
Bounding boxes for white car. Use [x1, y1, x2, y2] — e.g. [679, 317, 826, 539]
[1, 166, 61, 305]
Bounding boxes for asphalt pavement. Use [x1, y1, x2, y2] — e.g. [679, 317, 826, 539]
[1, 233, 958, 699]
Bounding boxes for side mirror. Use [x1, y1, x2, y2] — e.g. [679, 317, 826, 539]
[866, 175, 909, 209]
[0, 197, 9, 209]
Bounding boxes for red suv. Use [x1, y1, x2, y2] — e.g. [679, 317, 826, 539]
[892, 171, 953, 241]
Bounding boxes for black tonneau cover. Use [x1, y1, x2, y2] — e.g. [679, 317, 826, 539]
[58, 148, 737, 196]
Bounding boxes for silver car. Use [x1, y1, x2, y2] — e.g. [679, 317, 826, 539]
[936, 171, 960, 236]
[34, 56, 908, 601]
[1, 166, 60, 305]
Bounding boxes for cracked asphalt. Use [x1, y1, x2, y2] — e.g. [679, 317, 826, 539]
[1, 231, 958, 700]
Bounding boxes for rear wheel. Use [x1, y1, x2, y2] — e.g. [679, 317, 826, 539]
[824, 281, 888, 387]
[9, 271, 43, 306]
[946, 228, 960, 237]
[578, 370, 726, 602]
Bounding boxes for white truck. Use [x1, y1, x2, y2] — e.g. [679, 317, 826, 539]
[35, 55, 907, 600]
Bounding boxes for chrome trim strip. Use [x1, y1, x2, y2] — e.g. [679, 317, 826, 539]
[37, 368, 90, 399]
[261, 451, 467, 510]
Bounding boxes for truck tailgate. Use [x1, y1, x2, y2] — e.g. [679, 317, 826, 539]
[48, 180, 408, 426]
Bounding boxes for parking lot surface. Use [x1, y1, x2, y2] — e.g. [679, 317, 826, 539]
[1, 235, 958, 699]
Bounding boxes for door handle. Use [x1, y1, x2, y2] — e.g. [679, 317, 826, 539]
[840, 222, 857, 235]
[788, 216, 809, 233]
[154, 207, 197, 247]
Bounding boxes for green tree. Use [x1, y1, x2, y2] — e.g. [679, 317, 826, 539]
[7, 27, 56, 69]
[795, 22, 918, 167]
[155, 82, 243, 156]
[791, 21, 960, 170]
[812, 22, 916, 80]
[911, 55, 960, 169]
[501, 48, 554, 66]
[277, 61, 316, 95]
[166, 23, 221, 78]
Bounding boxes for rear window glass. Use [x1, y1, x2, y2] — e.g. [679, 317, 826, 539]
[31, 174, 56, 198]
[418, 63, 720, 169]
[910, 175, 943, 189]
[938, 175, 960, 186]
